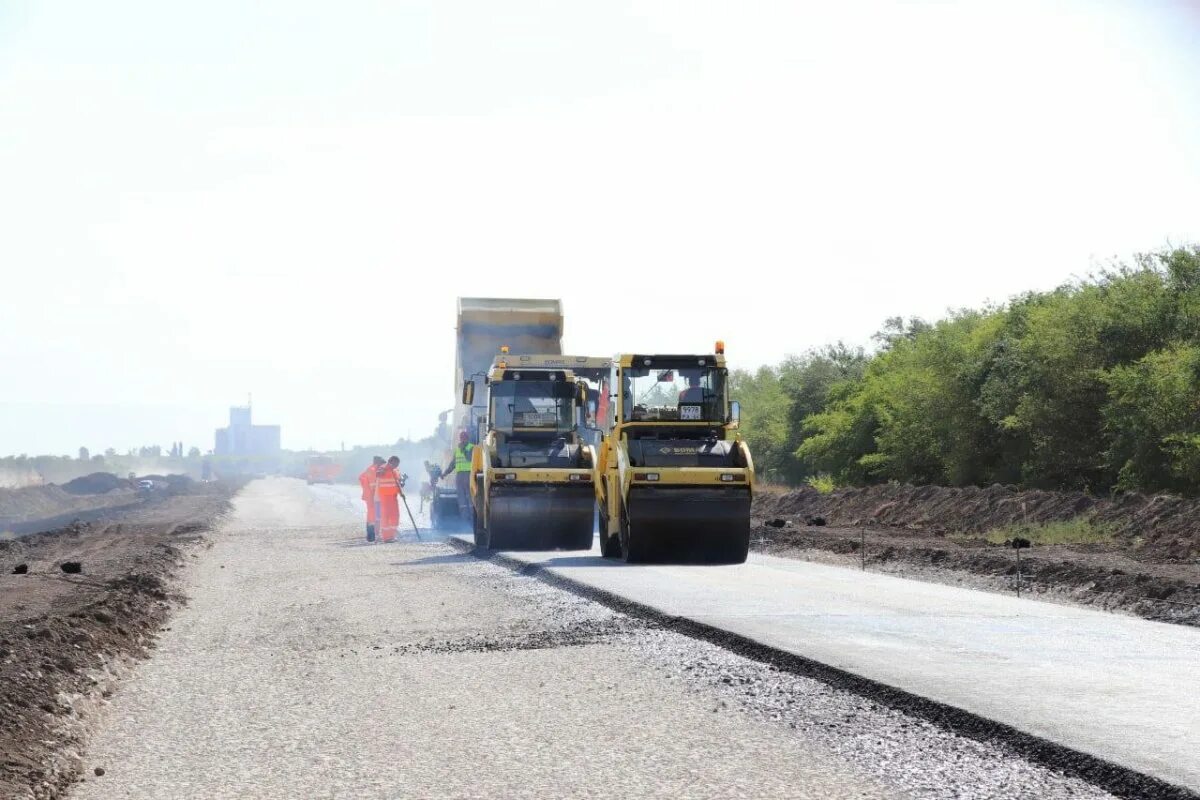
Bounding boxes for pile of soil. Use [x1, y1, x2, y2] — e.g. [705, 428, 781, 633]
[0, 481, 239, 800]
[755, 484, 1200, 563]
[60, 473, 132, 496]
[0, 486, 78, 523]
[752, 485, 1200, 626]
[0, 485, 139, 536]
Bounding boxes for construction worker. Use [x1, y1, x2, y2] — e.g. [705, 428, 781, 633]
[358, 456, 384, 541]
[443, 429, 474, 522]
[375, 456, 404, 543]
[679, 371, 705, 404]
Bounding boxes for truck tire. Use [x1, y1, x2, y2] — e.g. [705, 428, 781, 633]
[435, 494, 464, 532]
[431, 496, 448, 530]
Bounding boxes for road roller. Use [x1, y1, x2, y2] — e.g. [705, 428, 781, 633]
[465, 357, 597, 551]
[595, 343, 754, 564]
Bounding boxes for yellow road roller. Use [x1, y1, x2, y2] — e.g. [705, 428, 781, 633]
[595, 344, 754, 563]
[464, 359, 597, 551]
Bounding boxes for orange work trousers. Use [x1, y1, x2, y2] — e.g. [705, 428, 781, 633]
[363, 497, 376, 524]
[378, 495, 400, 542]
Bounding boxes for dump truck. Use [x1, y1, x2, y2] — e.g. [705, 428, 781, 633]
[429, 298, 564, 530]
[464, 358, 596, 550]
[594, 344, 754, 563]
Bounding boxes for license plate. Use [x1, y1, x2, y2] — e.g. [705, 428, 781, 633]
[680, 404, 702, 420]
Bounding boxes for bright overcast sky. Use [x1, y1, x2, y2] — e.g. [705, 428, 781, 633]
[2, 0, 1198, 456]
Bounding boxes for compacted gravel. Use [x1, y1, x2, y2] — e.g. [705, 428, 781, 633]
[69, 479, 1122, 800]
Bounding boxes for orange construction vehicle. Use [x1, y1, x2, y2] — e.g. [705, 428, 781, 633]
[306, 455, 341, 485]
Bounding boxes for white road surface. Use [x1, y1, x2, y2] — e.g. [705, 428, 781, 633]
[458, 535, 1200, 792]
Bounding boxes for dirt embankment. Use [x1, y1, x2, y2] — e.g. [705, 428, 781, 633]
[0, 474, 144, 537]
[0, 473, 199, 538]
[752, 484, 1200, 625]
[0, 480, 241, 800]
[0, 485, 138, 535]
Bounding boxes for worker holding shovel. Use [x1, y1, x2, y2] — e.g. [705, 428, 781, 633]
[375, 457, 404, 543]
[374, 456, 422, 543]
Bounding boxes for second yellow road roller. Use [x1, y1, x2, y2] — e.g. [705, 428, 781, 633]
[594, 343, 754, 564]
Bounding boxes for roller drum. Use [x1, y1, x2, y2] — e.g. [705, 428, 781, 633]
[486, 482, 595, 551]
[623, 486, 750, 564]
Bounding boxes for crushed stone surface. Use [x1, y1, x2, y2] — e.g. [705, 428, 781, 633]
[70, 479, 1119, 799]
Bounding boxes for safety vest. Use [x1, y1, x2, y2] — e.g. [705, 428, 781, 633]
[376, 465, 401, 497]
[454, 444, 473, 473]
[358, 466, 376, 500]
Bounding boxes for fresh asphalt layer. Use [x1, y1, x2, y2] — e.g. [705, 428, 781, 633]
[450, 534, 1200, 793]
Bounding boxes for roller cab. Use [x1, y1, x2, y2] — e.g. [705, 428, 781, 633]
[468, 361, 597, 551]
[595, 347, 754, 564]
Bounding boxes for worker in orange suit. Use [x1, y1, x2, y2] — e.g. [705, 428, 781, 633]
[374, 456, 404, 543]
[359, 456, 384, 542]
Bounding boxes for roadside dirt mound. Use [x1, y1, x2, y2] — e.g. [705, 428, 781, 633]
[754, 484, 1200, 563]
[61, 473, 132, 496]
[0, 486, 79, 522]
[753, 484, 1200, 625]
[0, 485, 139, 534]
[0, 483, 239, 800]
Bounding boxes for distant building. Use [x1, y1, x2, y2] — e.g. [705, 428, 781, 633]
[214, 406, 281, 457]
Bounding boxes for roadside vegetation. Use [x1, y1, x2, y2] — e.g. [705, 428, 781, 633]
[733, 246, 1200, 496]
[955, 518, 1117, 547]
[805, 473, 839, 494]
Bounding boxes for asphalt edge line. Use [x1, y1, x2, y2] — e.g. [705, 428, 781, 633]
[447, 536, 1196, 800]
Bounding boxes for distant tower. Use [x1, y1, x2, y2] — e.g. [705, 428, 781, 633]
[215, 400, 279, 458]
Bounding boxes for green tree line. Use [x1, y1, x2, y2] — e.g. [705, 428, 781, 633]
[731, 246, 1200, 495]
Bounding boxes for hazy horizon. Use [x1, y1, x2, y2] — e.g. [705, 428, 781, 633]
[3, 0, 1199, 457]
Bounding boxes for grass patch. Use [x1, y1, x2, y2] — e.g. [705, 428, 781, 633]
[977, 517, 1116, 547]
[805, 473, 838, 494]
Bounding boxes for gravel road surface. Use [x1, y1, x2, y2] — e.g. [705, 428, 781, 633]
[71, 479, 892, 799]
[70, 479, 1129, 799]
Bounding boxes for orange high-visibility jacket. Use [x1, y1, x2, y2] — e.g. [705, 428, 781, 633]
[375, 464, 402, 497]
[358, 465, 376, 501]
